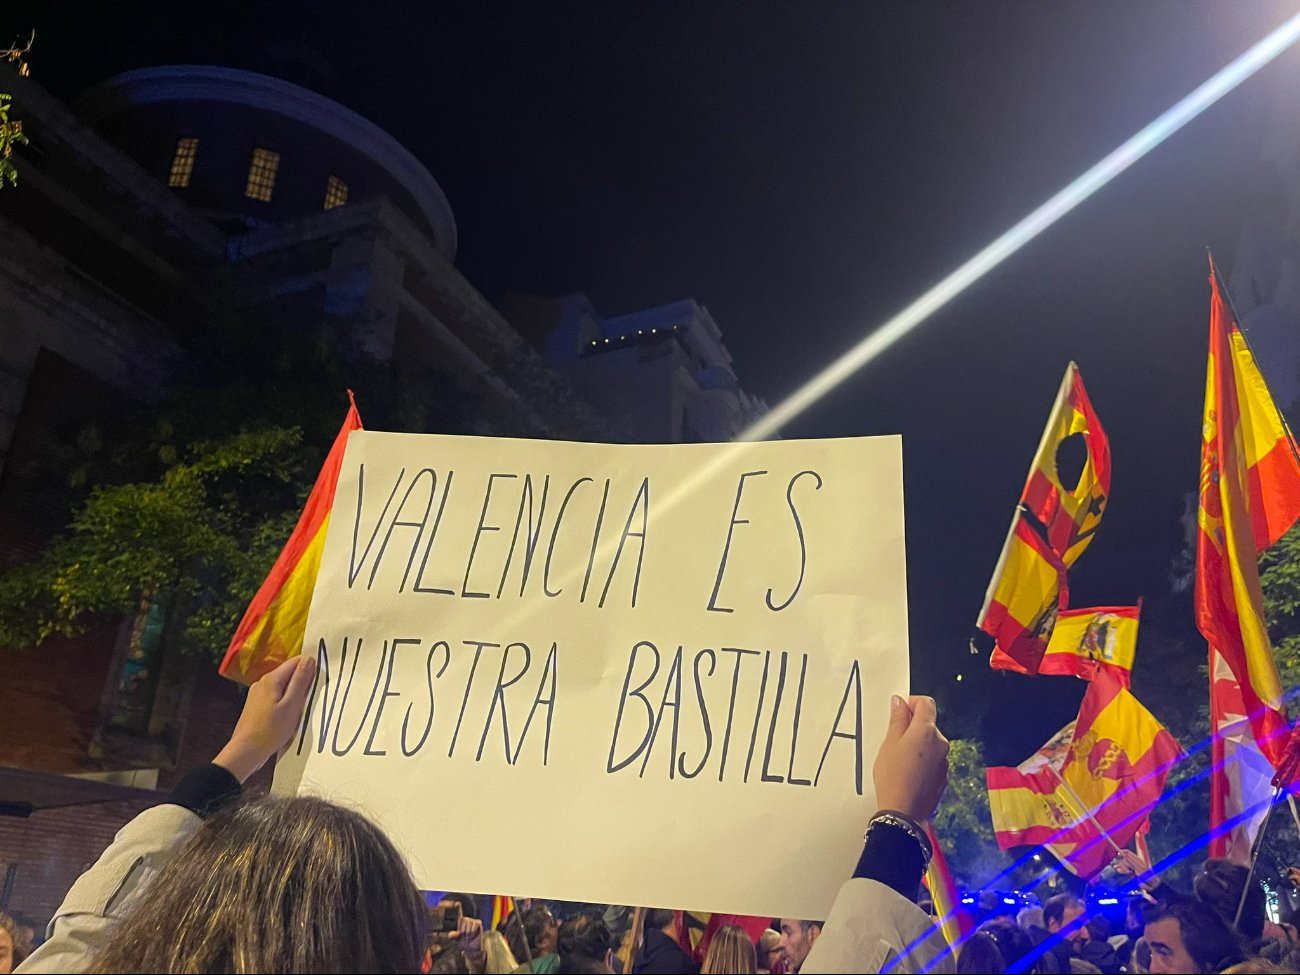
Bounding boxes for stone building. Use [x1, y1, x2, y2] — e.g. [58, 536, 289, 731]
[0, 59, 762, 923]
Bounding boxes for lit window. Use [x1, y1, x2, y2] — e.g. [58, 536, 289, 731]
[244, 147, 280, 202]
[324, 174, 348, 210]
[168, 137, 198, 188]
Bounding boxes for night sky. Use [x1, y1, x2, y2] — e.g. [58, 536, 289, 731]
[10, 2, 1300, 762]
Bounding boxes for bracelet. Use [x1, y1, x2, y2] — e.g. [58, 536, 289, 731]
[865, 810, 933, 867]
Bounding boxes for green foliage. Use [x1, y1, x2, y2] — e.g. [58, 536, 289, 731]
[0, 427, 308, 657]
[0, 92, 26, 187]
[932, 738, 1002, 886]
[1262, 521, 1300, 691]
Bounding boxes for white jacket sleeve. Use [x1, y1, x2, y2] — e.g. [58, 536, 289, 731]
[16, 803, 202, 974]
[800, 878, 956, 974]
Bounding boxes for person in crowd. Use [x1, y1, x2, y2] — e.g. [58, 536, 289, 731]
[0, 912, 23, 975]
[508, 904, 561, 974]
[556, 915, 614, 975]
[776, 920, 822, 974]
[978, 916, 1054, 973]
[483, 930, 520, 974]
[797, 694, 953, 973]
[430, 895, 486, 973]
[15, 656, 429, 974]
[1194, 858, 1266, 941]
[1222, 960, 1298, 974]
[1043, 894, 1089, 946]
[1143, 898, 1245, 974]
[755, 928, 782, 974]
[6, 916, 34, 962]
[957, 930, 1006, 973]
[632, 909, 697, 974]
[700, 924, 756, 975]
[1018, 906, 1045, 933]
[432, 945, 474, 974]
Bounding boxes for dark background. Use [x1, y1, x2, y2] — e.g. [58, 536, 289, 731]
[9, 1, 1299, 761]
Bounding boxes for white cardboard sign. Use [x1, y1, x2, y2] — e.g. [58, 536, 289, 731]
[274, 432, 908, 919]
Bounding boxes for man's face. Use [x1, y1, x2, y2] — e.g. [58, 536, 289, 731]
[1145, 917, 1198, 975]
[0, 928, 13, 975]
[778, 919, 819, 972]
[1047, 902, 1090, 943]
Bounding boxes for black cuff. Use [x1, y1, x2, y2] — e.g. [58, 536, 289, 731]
[169, 763, 241, 817]
[853, 820, 927, 901]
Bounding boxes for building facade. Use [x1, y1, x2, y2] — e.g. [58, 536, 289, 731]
[0, 60, 763, 924]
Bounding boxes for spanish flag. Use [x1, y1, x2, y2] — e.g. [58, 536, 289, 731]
[976, 363, 1111, 674]
[1198, 261, 1300, 856]
[219, 395, 363, 684]
[987, 669, 1181, 879]
[490, 895, 516, 931]
[923, 823, 974, 950]
[1038, 605, 1140, 687]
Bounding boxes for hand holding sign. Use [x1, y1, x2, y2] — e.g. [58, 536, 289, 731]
[873, 694, 949, 823]
[275, 432, 908, 919]
[216, 656, 316, 783]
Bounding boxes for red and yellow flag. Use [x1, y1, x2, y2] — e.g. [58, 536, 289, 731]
[1038, 604, 1140, 687]
[987, 669, 1181, 879]
[1197, 264, 1300, 771]
[219, 395, 363, 684]
[923, 823, 974, 950]
[490, 895, 516, 931]
[977, 363, 1111, 674]
[1198, 264, 1300, 858]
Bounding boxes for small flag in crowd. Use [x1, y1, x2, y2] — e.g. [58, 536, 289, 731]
[490, 895, 515, 931]
[976, 362, 1111, 674]
[1198, 261, 1300, 860]
[219, 394, 363, 684]
[1038, 604, 1140, 687]
[923, 823, 974, 949]
[987, 669, 1181, 879]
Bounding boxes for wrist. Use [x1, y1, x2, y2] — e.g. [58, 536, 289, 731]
[213, 738, 268, 784]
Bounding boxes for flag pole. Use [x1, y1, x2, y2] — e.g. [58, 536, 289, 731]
[1235, 787, 1282, 929]
[1046, 764, 1126, 859]
[1208, 251, 1300, 472]
[620, 907, 645, 975]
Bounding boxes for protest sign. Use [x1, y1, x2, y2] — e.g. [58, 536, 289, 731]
[273, 432, 908, 919]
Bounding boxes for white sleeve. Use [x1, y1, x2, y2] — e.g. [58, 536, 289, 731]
[801, 878, 955, 974]
[16, 804, 201, 974]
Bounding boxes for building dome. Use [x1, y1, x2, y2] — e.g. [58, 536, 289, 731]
[74, 65, 458, 256]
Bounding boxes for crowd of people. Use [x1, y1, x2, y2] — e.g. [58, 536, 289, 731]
[1, 655, 1299, 973]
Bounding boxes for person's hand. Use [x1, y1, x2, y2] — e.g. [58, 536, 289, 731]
[1287, 866, 1300, 888]
[454, 915, 485, 967]
[214, 656, 316, 783]
[1114, 849, 1161, 890]
[873, 695, 949, 823]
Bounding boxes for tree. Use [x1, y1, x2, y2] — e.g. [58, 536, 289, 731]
[0, 426, 307, 658]
[0, 30, 34, 188]
[1262, 521, 1300, 691]
[932, 738, 1002, 887]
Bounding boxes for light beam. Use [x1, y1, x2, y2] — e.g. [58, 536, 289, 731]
[740, 12, 1300, 442]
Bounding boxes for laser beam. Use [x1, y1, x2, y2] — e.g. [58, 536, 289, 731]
[740, 13, 1300, 442]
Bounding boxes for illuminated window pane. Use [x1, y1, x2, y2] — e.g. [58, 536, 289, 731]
[244, 147, 280, 202]
[168, 137, 198, 188]
[324, 174, 348, 210]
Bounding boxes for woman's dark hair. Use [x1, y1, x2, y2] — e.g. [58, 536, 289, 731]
[981, 919, 1034, 970]
[958, 931, 1006, 974]
[1148, 899, 1246, 973]
[1196, 857, 1266, 939]
[86, 795, 427, 973]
